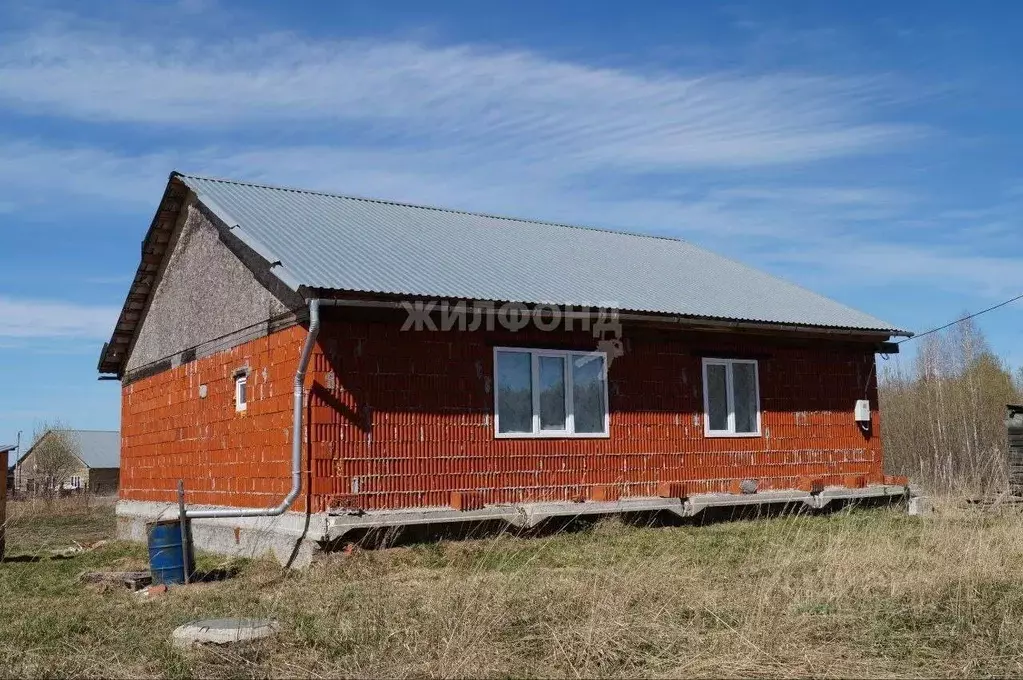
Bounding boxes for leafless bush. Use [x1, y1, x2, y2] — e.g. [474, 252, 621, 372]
[23, 424, 82, 506]
[880, 318, 1020, 494]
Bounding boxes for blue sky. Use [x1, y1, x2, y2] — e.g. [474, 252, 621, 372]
[1, 0, 1022, 449]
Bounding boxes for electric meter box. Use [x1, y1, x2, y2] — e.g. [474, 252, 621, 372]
[854, 399, 871, 423]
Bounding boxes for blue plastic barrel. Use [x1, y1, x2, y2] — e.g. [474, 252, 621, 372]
[147, 519, 194, 585]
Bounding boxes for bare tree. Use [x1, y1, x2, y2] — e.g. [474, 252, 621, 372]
[26, 424, 82, 505]
[880, 317, 1021, 494]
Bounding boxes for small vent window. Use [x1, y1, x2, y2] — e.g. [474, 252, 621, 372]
[235, 374, 248, 412]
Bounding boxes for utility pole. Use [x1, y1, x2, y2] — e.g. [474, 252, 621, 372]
[13, 430, 20, 493]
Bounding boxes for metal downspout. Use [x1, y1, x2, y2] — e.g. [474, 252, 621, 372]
[184, 299, 323, 519]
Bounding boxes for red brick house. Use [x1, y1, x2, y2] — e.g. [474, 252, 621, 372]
[101, 173, 911, 565]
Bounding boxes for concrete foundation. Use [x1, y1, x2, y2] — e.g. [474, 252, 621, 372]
[116, 501, 326, 569]
[117, 484, 907, 568]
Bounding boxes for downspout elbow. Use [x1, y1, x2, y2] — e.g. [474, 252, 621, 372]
[184, 299, 322, 520]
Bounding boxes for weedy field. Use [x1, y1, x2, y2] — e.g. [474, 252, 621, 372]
[3, 496, 1023, 678]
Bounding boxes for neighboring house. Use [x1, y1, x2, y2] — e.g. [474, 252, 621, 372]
[100, 172, 912, 565]
[1, 443, 15, 498]
[13, 430, 120, 495]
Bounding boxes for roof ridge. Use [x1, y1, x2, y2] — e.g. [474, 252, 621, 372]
[175, 172, 686, 244]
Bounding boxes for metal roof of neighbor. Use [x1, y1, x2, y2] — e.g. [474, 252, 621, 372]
[20, 430, 120, 469]
[177, 173, 907, 335]
[73, 430, 121, 469]
[0, 443, 16, 453]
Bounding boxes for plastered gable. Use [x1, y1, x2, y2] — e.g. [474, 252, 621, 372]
[125, 198, 290, 373]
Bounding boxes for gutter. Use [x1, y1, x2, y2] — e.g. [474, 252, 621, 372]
[304, 296, 911, 340]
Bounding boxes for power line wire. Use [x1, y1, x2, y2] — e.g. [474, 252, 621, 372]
[897, 292, 1023, 344]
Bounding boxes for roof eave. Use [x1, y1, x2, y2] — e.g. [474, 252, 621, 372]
[97, 174, 191, 378]
[305, 289, 911, 340]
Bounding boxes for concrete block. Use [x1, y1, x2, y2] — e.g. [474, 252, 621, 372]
[172, 618, 279, 648]
[655, 482, 686, 498]
[590, 486, 620, 502]
[843, 474, 867, 489]
[796, 477, 825, 494]
[908, 496, 933, 516]
[450, 491, 484, 511]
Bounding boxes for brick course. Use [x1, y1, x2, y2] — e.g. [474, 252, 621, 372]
[121, 325, 306, 509]
[121, 316, 885, 514]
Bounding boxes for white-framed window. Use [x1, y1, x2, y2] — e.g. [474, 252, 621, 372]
[702, 358, 761, 437]
[69, 475, 81, 489]
[235, 373, 248, 412]
[494, 347, 610, 438]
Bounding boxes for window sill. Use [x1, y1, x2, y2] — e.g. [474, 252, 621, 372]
[704, 431, 762, 438]
[495, 431, 611, 440]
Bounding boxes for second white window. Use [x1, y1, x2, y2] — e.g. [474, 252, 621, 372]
[702, 358, 761, 437]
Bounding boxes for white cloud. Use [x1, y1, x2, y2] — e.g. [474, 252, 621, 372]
[0, 23, 930, 229]
[0, 141, 170, 211]
[0, 27, 923, 170]
[4, 20, 1016, 311]
[0, 139, 919, 237]
[0, 296, 120, 339]
[1, 138, 1017, 304]
[786, 243, 1023, 299]
[712, 185, 914, 209]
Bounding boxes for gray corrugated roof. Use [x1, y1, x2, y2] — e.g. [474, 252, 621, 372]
[178, 173, 908, 335]
[28, 430, 120, 469]
[73, 430, 120, 469]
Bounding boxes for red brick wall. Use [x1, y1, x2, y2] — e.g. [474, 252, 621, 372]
[120, 325, 307, 509]
[306, 318, 883, 513]
[121, 317, 885, 513]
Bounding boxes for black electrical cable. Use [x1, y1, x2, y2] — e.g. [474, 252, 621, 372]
[897, 292, 1023, 344]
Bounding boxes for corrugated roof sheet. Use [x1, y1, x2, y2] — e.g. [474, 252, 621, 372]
[27, 430, 121, 469]
[178, 173, 907, 335]
[72, 430, 121, 469]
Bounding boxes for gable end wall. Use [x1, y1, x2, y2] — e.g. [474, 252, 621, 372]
[125, 196, 293, 374]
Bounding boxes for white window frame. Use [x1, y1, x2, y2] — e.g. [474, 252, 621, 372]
[702, 357, 762, 438]
[493, 347, 610, 439]
[235, 374, 248, 412]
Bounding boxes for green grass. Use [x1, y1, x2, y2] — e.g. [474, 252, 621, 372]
[5, 497, 1023, 677]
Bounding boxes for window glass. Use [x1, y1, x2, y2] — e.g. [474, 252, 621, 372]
[496, 351, 533, 433]
[538, 355, 566, 430]
[706, 363, 729, 431]
[494, 348, 610, 437]
[235, 375, 248, 412]
[732, 362, 758, 433]
[572, 354, 607, 433]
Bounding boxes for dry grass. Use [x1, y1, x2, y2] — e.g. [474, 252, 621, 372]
[6, 498, 1023, 677]
[5, 496, 117, 553]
